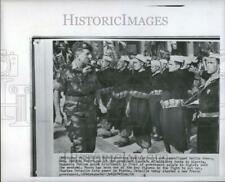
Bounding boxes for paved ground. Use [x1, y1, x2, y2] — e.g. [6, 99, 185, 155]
[54, 124, 197, 153]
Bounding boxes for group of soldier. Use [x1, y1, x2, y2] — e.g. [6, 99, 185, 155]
[53, 40, 219, 154]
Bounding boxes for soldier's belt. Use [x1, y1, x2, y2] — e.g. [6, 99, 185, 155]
[161, 99, 184, 109]
[150, 90, 163, 95]
[65, 95, 94, 103]
[112, 91, 128, 99]
[198, 112, 219, 118]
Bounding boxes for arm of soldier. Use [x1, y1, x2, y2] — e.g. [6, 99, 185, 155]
[130, 91, 151, 99]
[125, 94, 132, 117]
[53, 90, 63, 124]
[53, 78, 65, 124]
[96, 89, 107, 114]
[98, 87, 115, 109]
[94, 75, 108, 114]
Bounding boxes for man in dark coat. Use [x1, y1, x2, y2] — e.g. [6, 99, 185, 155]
[126, 54, 152, 153]
[160, 55, 192, 153]
[149, 59, 165, 141]
[96, 55, 116, 138]
[196, 53, 219, 153]
[109, 56, 132, 147]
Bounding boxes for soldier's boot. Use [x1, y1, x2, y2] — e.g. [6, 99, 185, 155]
[141, 148, 149, 154]
[152, 133, 163, 141]
[97, 128, 112, 138]
[110, 126, 119, 136]
[134, 136, 152, 153]
[69, 135, 83, 152]
[70, 145, 79, 153]
[134, 147, 152, 153]
[152, 126, 163, 141]
[134, 148, 144, 153]
[70, 144, 83, 153]
[134, 148, 151, 154]
[97, 118, 113, 138]
[164, 142, 171, 153]
[114, 136, 130, 147]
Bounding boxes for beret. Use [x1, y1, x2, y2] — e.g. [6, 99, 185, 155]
[72, 41, 93, 53]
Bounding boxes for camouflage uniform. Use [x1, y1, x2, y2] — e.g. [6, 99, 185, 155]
[53, 51, 73, 123]
[56, 66, 100, 153]
[53, 52, 72, 80]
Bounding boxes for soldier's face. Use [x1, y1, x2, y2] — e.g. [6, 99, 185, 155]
[162, 63, 168, 70]
[100, 56, 111, 69]
[171, 42, 177, 49]
[151, 65, 160, 73]
[117, 60, 126, 70]
[206, 58, 219, 74]
[77, 49, 92, 65]
[133, 59, 142, 71]
[58, 43, 66, 52]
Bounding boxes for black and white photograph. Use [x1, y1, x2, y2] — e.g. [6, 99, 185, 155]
[2, 0, 225, 179]
[52, 39, 220, 154]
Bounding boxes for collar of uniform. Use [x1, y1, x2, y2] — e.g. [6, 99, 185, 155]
[204, 71, 219, 89]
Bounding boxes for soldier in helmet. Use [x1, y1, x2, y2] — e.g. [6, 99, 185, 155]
[54, 41, 103, 153]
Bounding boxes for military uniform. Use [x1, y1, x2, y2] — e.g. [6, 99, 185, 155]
[53, 51, 73, 124]
[96, 67, 116, 137]
[149, 71, 164, 140]
[197, 75, 219, 153]
[108, 68, 131, 128]
[56, 66, 100, 153]
[53, 51, 73, 80]
[109, 68, 132, 146]
[128, 69, 152, 150]
[160, 69, 191, 152]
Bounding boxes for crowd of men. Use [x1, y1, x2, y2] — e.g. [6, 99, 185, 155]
[53, 40, 219, 154]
